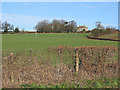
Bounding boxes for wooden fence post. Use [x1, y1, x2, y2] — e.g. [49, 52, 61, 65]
[11, 71, 14, 83]
[10, 53, 14, 64]
[75, 47, 79, 72]
[10, 53, 14, 83]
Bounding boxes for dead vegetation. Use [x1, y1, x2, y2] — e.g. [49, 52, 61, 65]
[2, 46, 119, 88]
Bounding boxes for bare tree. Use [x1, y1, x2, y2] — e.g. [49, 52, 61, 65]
[35, 19, 77, 33]
[51, 19, 61, 33]
[68, 20, 77, 33]
[1, 21, 14, 33]
[14, 26, 19, 33]
[95, 21, 105, 30]
[35, 20, 49, 33]
[22, 28, 25, 33]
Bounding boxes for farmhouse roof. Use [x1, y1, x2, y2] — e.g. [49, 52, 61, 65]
[77, 25, 88, 28]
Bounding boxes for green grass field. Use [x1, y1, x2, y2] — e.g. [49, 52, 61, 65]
[2, 33, 118, 53]
[98, 31, 119, 40]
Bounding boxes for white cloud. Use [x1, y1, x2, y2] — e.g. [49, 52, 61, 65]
[2, 13, 82, 24]
[2, 13, 40, 24]
[2, 13, 43, 30]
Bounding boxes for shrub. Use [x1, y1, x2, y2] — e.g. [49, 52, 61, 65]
[104, 27, 117, 34]
[14, 27, 19, 33]
[76, 46, 117, 67]
[86, 30, 91, 33]
[90, 28, 105, 37]
[48, 46, 118, 76]
[90, 27, 118, 38]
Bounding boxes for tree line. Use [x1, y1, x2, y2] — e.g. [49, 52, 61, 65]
[1, 20, 118, 35]
[0, 21, 24, 33]
[34, 19, 77, 33]
[1, 20, 77, 33]
[90, 21, 119, 37]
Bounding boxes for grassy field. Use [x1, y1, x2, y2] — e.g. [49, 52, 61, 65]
[2, 33, 118, 53]
[2, 33, 118, 66]
[21, 77, 118, 88]
[98, 31, 119, 40]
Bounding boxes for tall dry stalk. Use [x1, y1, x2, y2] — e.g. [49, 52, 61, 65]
[10, 53, 13, 65]
[75, 47, 79, 72]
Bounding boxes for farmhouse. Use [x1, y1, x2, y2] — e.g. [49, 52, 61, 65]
[77, 25, 88, 32]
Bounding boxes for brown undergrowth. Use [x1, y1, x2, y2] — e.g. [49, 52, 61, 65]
[2, 46, 119, 88]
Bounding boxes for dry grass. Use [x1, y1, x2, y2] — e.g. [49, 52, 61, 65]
[2, 47, 119, 88]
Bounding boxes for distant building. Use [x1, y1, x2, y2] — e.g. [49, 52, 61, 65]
[0, 29, 14, 32]
[0, 29, 14, 33]
[77, 25, 88, 32]
[8, 29, 14, 32]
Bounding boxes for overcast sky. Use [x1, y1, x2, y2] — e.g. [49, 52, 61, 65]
[2, 2, 118, 31]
